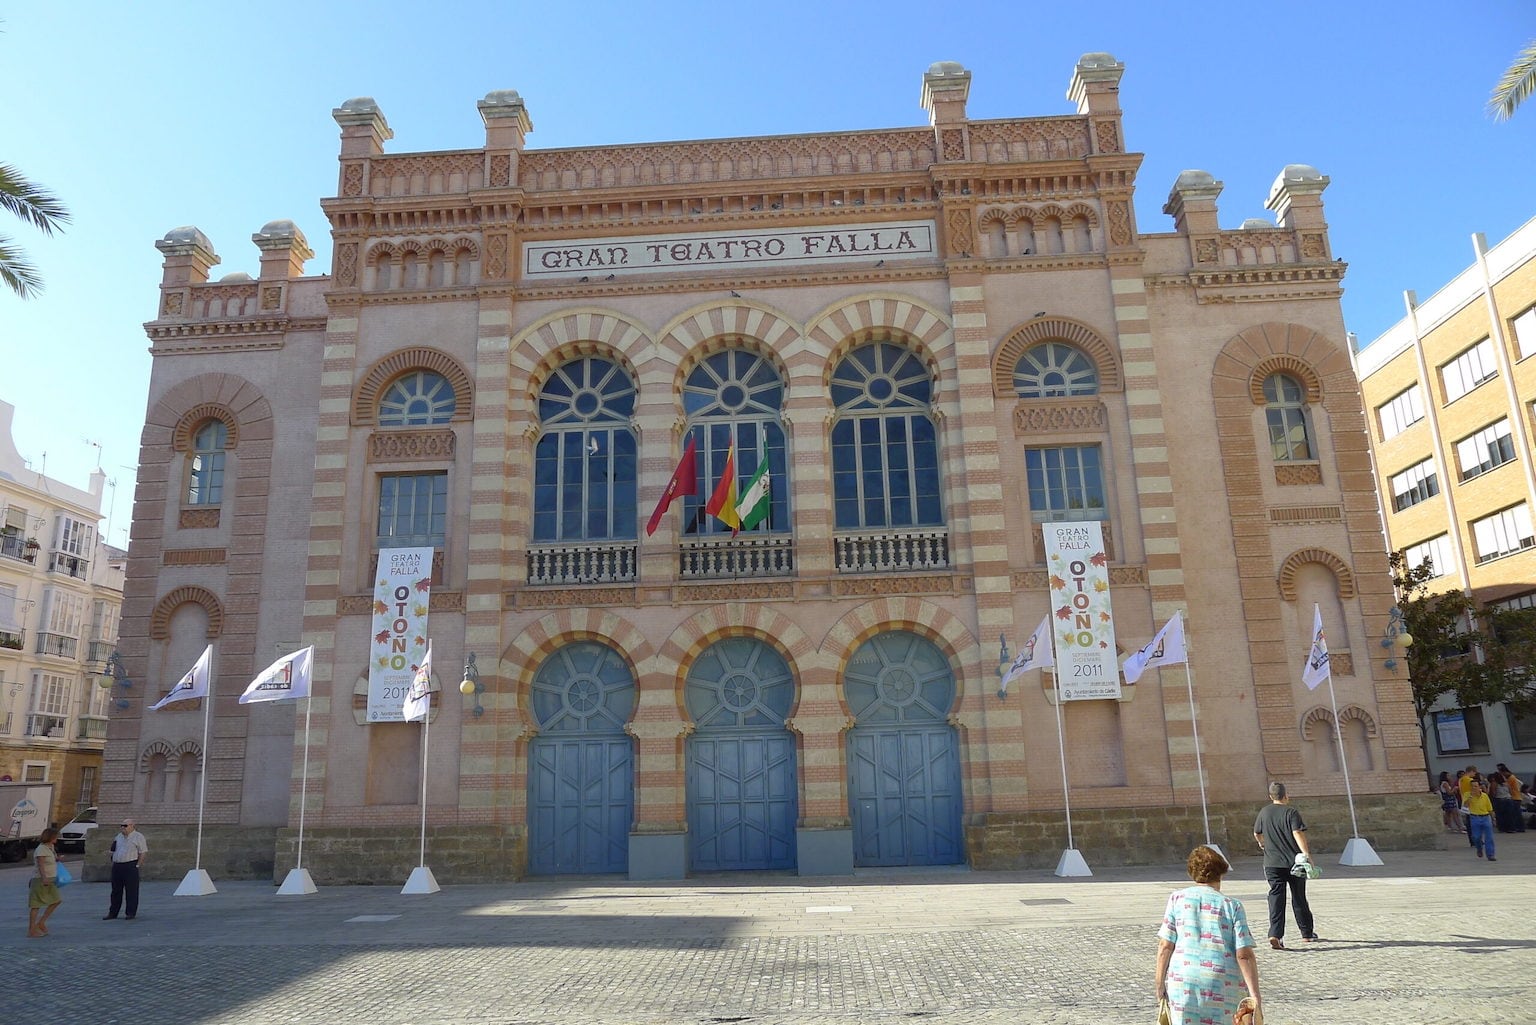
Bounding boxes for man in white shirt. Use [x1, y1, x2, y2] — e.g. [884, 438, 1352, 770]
[104, 818, 148, 920]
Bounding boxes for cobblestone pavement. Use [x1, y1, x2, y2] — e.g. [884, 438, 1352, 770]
[11, 834, 1534, 1025]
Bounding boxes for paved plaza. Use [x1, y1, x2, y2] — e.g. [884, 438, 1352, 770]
[12, 833, 1534, 1025]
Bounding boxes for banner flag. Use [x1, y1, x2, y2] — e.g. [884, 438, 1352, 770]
[1041, 521, 1120, 700]
[1000, 616, 1054, 696]
[239, 645, 314, 704]
[735, 458, 771, 531]
[367, 547, 433, 722]
[644, 435, 699, 536]
[705, 443, 741, 534]
[1301, 603, 1330, 691]
[149, 644, 212, 711]
[402, 641, 433, 722]
[1121, 614, 1187, 685]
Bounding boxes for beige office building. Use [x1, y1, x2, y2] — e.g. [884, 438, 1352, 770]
[106, 55, 1428, 883]
[1354, 216, 1536, 781]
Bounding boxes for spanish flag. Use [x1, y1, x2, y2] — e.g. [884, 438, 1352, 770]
[705, 443, 741, 535]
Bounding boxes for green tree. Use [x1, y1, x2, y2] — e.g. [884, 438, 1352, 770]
[1490, 39, 1536, 121]
[0, 162, 70, 299]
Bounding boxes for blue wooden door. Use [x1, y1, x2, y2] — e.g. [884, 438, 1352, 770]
[685, 636, 798, 871]
[843, 630, 963, 867]
[527, 642, 635, 875]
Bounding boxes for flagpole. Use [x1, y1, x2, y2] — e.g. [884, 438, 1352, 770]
[194, 666, 211, 868]
[1306, 603, 1381, 867]
[418, 698, 430, 867]
[1324, 669, 1360, 838]
[297, 695, 311, 870]
[1051, 682, 1075, 850]
[1179, 611, 1213, 848]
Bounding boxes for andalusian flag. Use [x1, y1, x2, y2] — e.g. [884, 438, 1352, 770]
[735, 459, 771, 531]
[705, 443, 741, 534]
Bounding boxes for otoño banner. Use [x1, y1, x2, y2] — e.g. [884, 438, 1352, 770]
[367, 547, 433, 723]
[1041, 521, 1120, 701]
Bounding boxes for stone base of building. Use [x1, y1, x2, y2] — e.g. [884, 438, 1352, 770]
[966, 795, 1442, 870]
[79, 825, 281, 883]
[796, 826, 854, 876]
[272, 825, 529, 885]
[628, 831, 687, 880]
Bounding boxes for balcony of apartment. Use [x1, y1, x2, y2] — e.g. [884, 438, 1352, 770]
[35, 632, 79, 659]
[832, 527, 950, 573]
[0, 627, 22, 653]
[24, 714, 66, 740]
[0, 533, 39, 564]
[86, 640, 115, 667]
[47, 552, 90, 579]
[76, 715, 109, 742]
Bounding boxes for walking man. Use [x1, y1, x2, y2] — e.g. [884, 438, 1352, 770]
[1253, 782, 1317, 950]
[104, 818, 148, 920]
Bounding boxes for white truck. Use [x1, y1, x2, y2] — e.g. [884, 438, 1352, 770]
[0, 782, 55, 862]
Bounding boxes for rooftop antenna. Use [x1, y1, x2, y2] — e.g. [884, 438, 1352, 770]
[83, 438, 104, 470]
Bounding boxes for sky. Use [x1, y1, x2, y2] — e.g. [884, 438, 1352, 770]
[3, 1, 1534, 546]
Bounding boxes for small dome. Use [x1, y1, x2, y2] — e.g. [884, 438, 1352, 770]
[1078, 52, 1121, 69]
[255, 219, 300, 240]
[219, 272, 253, 282]
[159, 226, 215, 251]
[1174, 170, 1217, 190]
[336, 96, 379, 113]
[926, 61, 968, 77]
[1278, 163, 1324, 183]
[1240, 218, 1272, 230]
[481, 89, 524, 106]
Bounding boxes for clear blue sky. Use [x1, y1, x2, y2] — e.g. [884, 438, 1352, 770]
[3, 1, 1533, 545]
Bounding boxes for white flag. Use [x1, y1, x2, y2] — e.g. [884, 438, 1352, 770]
[403, 641, 433, 722]
[1300, 604, 1330, 691]
[239, 645, 314, 704]
[149, 644, 213, 711]
[1000, 616, 1055, 696]
[1121, 614, 1187, 685]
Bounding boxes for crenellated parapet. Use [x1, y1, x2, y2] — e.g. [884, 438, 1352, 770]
[145, 221, 319, 345]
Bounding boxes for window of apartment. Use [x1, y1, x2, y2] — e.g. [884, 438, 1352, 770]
[1433, 706, 1489, 755]
[1026, 445, 1106, 522]
[378, 370, 457, 427]
[532, 357, 640, 541]
[0, 582, 21, 650]
[375, 472, 447, 550]
[1012, 342, 1099, 398]
[1441, 337, 1498, 403]
[26, 671, 71, 737]
[1472, 504, 1536, 564]
[54, 516, 94, 556]
[1389, 457, 1440, 512]
[1377, 384, 1424, 440]
[1511, 305, 1536, 361]
[1511, 703, 1536, 750]
[77, 765, 98, 809]
[1263, 373, 1314, 461]
[1401, 534, 1455, 579]
[21, 762, 48, 783]
[830, 343, 941, 530]
[187, 419, 227, 505]
[1455, 419, 1516, 481]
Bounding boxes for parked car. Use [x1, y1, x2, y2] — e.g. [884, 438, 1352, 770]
[57, 806, 98, 853]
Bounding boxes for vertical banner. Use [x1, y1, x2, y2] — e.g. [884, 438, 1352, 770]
[1042, 521, 1120, 700]
[368, 547, 434, 722]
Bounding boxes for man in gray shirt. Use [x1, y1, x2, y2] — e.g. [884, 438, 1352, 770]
[104, 818, 148, 920]
[1253, 781, 1316, 949]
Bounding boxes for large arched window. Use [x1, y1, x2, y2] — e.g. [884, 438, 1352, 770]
[681, 349, 789, 535]
[831, 342, 941, 529]
[1013, 342, 1098, 399]
[533, 357, 638, 541]
[187, 420, 227, 505]
[378, 370, 457, 427]
[1263, 372, 1313, 461]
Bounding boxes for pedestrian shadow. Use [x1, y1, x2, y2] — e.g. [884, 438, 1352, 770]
[1291, 935, 1536, 953]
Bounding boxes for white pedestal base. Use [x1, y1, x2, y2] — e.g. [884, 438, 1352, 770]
[173, 868, 217, 896]
[276, 868, 317, 895]
[1054, 847, 1092, 877]
[1339, 836, 1383, 867]
[1202, 843, 1227, 866]
[401, 866, 440, 894]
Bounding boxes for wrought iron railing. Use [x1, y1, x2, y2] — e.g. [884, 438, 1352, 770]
[833, 528, 950, 573]
[77, 715, 109, 741]
[679, 535, 795, 579]
[48, 552, 89, 579]
[526, 541, 638, 585]
[0, 628, 22, 651]
[0, 534, 37, 563]
[36, 632, 79, 659]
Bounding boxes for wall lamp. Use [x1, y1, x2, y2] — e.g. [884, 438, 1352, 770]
[98, 650, 133, 709]
[1381, 606, 1414, 672]
[458, 652, 484, 717]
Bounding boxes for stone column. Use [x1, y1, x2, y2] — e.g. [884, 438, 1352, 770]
[153, 227, 219, 321]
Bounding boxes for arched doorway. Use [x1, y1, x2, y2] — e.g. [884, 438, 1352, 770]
[844, 630, 963, 866]
[685, 636, 798, 871]
[527, 641, 636, 874]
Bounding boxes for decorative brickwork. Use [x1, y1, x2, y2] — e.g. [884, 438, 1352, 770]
[351, 347, 474, 426]
[367, 429, 456, 462]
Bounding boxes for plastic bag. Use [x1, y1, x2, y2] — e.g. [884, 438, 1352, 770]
[54, 862, 74, 886]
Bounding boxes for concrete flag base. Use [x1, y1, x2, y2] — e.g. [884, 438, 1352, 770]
[1054, 848, 1092, 877]
[402, 866, 441, 894]
[276, 868, 318, 895]
[174, 868, 217, 896]
[1339, 836, 1383, 867]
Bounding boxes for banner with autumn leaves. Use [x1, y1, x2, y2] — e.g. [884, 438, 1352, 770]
[367, 547, 434, 722]
[1042, 522, 1121, 701]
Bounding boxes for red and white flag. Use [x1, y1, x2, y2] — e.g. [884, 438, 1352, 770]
[644, 435, 699, 536]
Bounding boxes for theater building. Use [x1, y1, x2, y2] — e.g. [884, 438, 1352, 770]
[106, 55, 1429, 883]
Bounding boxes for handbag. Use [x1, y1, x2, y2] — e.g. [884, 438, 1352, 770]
[54, 862, 74, 886]
[1232, 996, 1262, 1025]
[1156, 996, 1172, 1025]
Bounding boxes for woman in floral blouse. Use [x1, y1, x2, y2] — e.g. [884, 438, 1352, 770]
[1155, 845, 1262, 1025]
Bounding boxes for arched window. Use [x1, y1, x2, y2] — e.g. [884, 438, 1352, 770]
[187, 420, 227, 505]
[1264, 373, 1313, 461]
[378, 371, 457, 427]
[681, 349, 789, 535]
[1013, 343, 1098, 398]
[533, 357, 638, 541]
[831, 341, 942, 529]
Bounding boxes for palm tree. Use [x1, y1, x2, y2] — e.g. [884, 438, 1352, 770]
[1490, 39, 1536, 121]
[0, 162, 70, 299]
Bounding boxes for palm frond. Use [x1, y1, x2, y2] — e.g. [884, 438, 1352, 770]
[0, 236, 45, 299]
[1490, 40, 1536, 121]
[0, 163, 71, 235]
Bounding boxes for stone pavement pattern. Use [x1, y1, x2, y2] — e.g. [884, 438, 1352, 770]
[11, 838, 1533, 1025]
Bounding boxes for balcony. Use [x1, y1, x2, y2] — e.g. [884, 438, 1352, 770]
[679, 535, 794, 579]
[0, 628, 22, 652]
[35, 632, 79, 659]
[527, 541, 638, 586]
[833, 528, 949, 573]
[77, 715, 109, 741]
[0, 534, 37, 564]
[48, 552, 90, 578]
[87, 640, 115, 665]
[24, 714, 66, 739]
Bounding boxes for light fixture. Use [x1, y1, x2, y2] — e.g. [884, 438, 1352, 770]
[996, 633, 1010, 700]
[99, 650, 133, 709]
[1380, 606, 1413, 671]
[458, 652, 483, 717]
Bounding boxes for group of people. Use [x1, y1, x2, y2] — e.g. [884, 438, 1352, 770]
[1438, 763, 1526, 863]
[27, 818, 149, 937]
[1155, 782, 1318, 1025]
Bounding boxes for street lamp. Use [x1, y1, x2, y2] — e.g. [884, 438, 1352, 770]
[458, 652, 483, 717]
[98, 650, 133, 709]
[1381, 606, 1414, 672]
